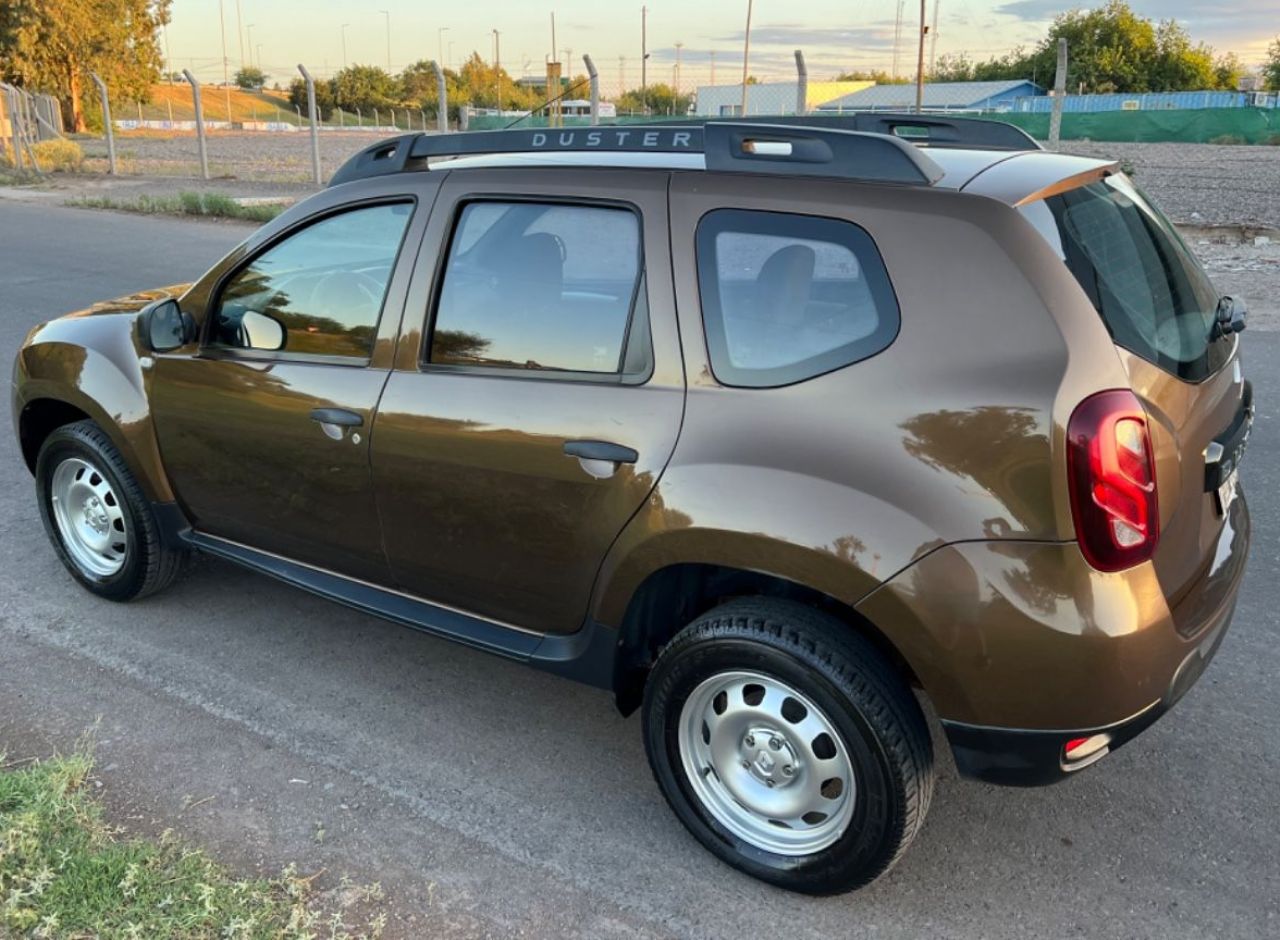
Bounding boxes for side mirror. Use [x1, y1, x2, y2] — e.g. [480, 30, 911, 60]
[1214, 295, 1248, 338]
[239, 310, 286, 351]
[145, 299, 197, 352]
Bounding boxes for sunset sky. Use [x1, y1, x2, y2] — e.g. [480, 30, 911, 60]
[162, 0, 1278, 87]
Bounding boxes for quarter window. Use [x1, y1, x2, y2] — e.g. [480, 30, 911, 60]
[696, 209, 900, 387]
[429, 202, 644, 375]
[211, 202, 413, 359]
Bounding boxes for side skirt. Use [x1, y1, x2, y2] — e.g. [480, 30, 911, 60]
[185, 531, 618, 690]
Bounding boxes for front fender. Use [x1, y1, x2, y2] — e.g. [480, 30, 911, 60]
[13, 312, 173, 502]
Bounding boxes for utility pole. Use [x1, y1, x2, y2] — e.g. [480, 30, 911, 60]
[217, 0, 231, 120]
[710, 50, 716, 85]
[740, 0, 753, 115]
[674, 42, 683, 96]
[246, 24, 255, 68]
[341, 23, 349, 68]
[381, 10, 391, 70]
[438, 27, 450, 70]
[915, 0, 927, 113]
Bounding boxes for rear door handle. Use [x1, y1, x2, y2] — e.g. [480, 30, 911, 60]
[563, 439, 639, 464]
[310, 407, 363, 428]
[310, 407, 363, 441]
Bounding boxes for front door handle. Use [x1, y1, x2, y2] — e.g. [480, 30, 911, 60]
[563, 440, 639, 464]
[310, 407, 363, 441]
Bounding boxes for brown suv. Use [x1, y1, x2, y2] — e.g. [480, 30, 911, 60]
[11, 116, 1252, 894]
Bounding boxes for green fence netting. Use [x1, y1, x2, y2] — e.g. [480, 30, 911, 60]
[993, 107, 1280, 144]
[467, 107, 1280, 144]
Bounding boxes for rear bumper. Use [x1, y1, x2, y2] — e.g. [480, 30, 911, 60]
[855, 491, 1249, 787]
[941, 595, 1234, 786]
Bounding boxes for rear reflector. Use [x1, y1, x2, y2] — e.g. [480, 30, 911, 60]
[1067, 390, 1159, 572]
[1063, 733, 1111, 765]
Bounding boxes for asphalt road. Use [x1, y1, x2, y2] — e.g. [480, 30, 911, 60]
[1, 202, 1277, 939]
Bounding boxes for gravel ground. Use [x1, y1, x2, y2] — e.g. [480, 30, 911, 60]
[1060, 141, 1280, 228]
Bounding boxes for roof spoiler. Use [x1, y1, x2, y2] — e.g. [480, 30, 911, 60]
[328, 122, 946, 188]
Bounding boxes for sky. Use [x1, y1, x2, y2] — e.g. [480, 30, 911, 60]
[162, 0, 1278, 89]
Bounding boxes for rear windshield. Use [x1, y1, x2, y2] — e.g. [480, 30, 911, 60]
[1024, 175, 1231, 382]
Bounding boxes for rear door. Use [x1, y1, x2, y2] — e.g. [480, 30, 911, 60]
[370, 168, 684, 635]
[1023, 174, 1250, 614]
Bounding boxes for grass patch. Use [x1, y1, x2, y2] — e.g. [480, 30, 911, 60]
[0, 750, 385, 938]
[68, 191, 285, 223]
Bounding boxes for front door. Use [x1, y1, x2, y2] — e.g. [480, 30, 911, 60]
[151, 200, 418, 583]
[371, 170, 685, 634]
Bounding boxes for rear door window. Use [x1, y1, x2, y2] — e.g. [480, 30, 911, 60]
[428, 201, 645, 376]
[1032, 175, 1230, 382]
[695, 209, 900, 387]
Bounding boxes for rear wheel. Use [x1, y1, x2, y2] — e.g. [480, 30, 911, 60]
[36, 420, 191, 601]
[642, 598, 933, 894]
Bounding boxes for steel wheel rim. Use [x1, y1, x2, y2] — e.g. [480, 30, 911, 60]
[677, 669, 856, 856]
[49, 457, 128, 578]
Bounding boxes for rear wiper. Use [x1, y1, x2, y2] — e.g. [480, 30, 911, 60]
[1211, 295, 1247, 340]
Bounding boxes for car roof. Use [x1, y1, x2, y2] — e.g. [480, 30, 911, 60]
[434, 147, 1117, 204]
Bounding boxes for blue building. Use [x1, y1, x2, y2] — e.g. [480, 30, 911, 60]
[818, 80, 1045, 113]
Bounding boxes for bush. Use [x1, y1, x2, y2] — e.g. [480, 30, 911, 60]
[31, 137, 84, 172]
[1208, 134, 1246, 146]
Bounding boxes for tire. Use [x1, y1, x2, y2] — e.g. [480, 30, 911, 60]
[642, 598, 933, 895]
[35, 419, 191, 602]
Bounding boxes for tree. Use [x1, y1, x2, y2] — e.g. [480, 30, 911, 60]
[0, 0, 171, 132]
[949, 1, 1242, 94]
[234, 66, 265, 90]
[614, 82, 692, 115]
[1265, 38, 1280, 91]
[837, 69, 910, 85]
[1212, 53, 1244, 91]
[287, 76, 335, 120]
[330, 64, 400, 112]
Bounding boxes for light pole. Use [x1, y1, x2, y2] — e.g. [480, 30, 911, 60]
[641, 5, 649, 111]
[438, 27, 450, 70]
[740, 0, 753, 116]
[256, 43, 263, 72]
[246, 24, 255, 69]
[380, 10, 391, 71]
[674, 41, 683, 96]
[340, 23, 350, 68]
[217, 0, 232, 120]
[915, 0, 926, 113]
[493, 29, 502, 113]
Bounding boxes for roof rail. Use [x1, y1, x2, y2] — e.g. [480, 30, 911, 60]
[328, 122, 945, 188]
[643, 113, 1042, 152]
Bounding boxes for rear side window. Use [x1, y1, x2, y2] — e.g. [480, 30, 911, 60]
[695, 209, 899, 387]
[429, 201, 644, 375]
[1034, 175, 1229, 382]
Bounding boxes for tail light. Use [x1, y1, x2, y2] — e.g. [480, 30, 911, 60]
[1067, 390, 1159, 572]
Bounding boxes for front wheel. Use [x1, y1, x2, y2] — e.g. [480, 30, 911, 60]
[642, 598, 933, 894]
[35, 420, 191, 601]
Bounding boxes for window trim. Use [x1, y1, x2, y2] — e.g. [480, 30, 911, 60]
[694, 208, 901, 389]
[202, 195, 417, 367]
[419, 195, 651, 385]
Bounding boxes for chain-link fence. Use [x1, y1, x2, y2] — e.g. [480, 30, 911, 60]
[11, 43, 1280, 185]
